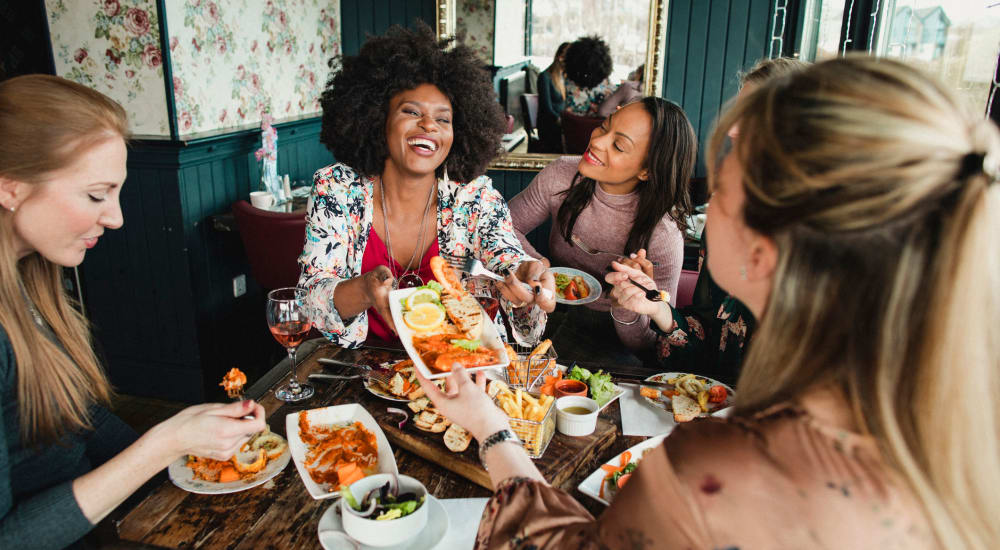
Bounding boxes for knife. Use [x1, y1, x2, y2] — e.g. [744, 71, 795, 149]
[636, 380, 676, 390]
[318, 358, 373, 370]
[308, 373, 362, 382]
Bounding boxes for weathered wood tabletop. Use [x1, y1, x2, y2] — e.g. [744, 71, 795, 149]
[108, 339, 649, 549]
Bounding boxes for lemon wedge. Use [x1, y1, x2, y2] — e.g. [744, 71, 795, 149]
[405, 288, 439, 310]
[403, 302, 445, 332]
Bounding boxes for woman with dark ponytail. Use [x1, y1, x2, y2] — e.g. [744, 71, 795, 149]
[509, 97, 696, 359]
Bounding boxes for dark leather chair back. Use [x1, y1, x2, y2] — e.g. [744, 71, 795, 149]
[520, 93, 539, 136]
[231, 200, 307, 290]
[561, 110, 603, 154]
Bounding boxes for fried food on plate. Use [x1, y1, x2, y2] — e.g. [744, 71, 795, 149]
[429, 256, 466, 296]
[220, 367, 247, 399]
[440, 290, 483, 339]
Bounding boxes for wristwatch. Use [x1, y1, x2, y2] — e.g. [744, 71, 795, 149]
[478, 428, 522, 470]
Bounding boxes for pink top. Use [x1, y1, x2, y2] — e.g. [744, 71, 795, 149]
[360, 227, 440, 343]
[509, 156, 684, 350]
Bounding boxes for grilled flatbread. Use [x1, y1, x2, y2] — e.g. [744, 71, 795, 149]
[444, 424, 471, 452]
[440, 290, 484, 339]
[672, 393, 701, 423]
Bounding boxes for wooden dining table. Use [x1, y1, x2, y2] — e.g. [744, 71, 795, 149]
[103, 339, 652, 549]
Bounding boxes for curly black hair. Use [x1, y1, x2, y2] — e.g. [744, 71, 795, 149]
[319, 23, 504, 182]
[564, 35, 613, 89]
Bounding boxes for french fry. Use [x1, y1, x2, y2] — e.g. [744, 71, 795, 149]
[522, 392, 539, 407]
[530, 339, 552, 357]
[515, 388, 523, 410]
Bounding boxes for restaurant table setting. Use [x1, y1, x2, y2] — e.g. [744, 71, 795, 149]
[103, 266, 733, 548]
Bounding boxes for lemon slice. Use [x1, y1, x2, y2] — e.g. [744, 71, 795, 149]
[403, 302, 445, 332]
[405, 288, 439, 309]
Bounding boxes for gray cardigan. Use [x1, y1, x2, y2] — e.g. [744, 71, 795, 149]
[0, 326, 137, 549]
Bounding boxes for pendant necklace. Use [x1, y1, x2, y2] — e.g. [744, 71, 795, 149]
[379, 176, 436, 290]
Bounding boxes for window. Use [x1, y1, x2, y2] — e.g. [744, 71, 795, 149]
[799, 1, 1000, 114]
[874, 1, 999, 115]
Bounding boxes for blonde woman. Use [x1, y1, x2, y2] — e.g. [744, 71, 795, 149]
[416, 57, 1000, 549]
[0, 75, 265, 548]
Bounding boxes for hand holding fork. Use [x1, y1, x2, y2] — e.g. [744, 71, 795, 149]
[439, 253, 556, 312]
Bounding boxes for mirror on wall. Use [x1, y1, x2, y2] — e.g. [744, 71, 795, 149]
[438, 0, 667, 170]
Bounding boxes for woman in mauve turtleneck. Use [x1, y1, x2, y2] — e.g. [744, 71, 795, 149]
[510, 98, 696, 359]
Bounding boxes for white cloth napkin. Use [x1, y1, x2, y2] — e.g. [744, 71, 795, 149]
[433, 498, 489, 550]
[617, 383, 677, 437]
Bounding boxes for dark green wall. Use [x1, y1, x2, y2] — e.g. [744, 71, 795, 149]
[340, 0, 436, 55]
[661, 0, 773, 176]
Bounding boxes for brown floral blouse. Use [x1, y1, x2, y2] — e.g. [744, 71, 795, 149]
[475, 389, 937, 550]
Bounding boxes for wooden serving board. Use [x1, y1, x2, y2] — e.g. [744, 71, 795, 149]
[309, 344, 619, 491]
[371, 406, 618, 490]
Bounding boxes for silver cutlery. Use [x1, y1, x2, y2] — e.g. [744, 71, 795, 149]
[317, 358, 394, 387]
[439, 252, 505, 283]
[625, 277, 667, 302]
[308, 373, 362, 381]
[570, 234, 660, 267]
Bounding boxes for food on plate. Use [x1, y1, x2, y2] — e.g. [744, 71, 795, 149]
[220, 367, 247, 399]
[429, 255, 465, 296]
[638, 386, 661, 400]
[599, 447, 656, 500]
[403, 302, 445, 332]
[440, 291, 484, 339]
[489, 380, 555, 456]
[412, 333, 500, 373]
[538, 370, 563, 396]
[365, 360, 423, 400]
[185, 430, 287, 483]
[443, 424, 472, 452]
[567, 365, 616, 407]
[297, 412, 378, 492]
[398, 270, 501, 372]
[643, 373, 732, 421]
[414, 409, 451, 433]
[671, 393, 702, 423]
[340, 480, 426, 521]
[554, 272, 591, 301]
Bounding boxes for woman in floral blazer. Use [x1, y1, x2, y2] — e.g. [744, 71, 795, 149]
[299, 24, 554, 348]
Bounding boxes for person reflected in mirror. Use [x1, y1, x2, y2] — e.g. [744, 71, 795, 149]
[597, 64, 643, 118]
[416, 56, 1000, 550]
[301, 23, 556, 348]
[0, 75, 266, 549]
[509, 98, 696, 365]
[535, 42, 570, 153]
[609, 57, 807, 386]
[563, 35, 616, 117]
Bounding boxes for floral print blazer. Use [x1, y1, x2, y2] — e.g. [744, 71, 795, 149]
[299, 163, 542, 348]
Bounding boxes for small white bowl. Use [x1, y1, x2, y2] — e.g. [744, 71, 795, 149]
[340, 474, 428, 547]
[555, 396, 599, 436]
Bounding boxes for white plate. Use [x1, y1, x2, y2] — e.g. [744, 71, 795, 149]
[527, 364, 625, 412]
[286, 404, 399, 500]
[641, 372, 735, 417]
[577, 434, 667, 506]
[318, 494, 449, 550]
[168, 438, 291, 495]
[362, 362, 410, 403]
[389, 287, 510, 380]
[549, 267, 602, 305]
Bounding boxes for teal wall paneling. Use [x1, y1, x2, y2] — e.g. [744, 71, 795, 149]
[340, 0, 436, 55]
[661, 0, 773, 176]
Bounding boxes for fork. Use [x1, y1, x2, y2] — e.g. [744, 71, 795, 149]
[624, 277, 667, 302]
[317, 358, 395, 387]
[439, 252, 505, 283]
[570, 234, 660, 267]
[441, 252, 554, 300]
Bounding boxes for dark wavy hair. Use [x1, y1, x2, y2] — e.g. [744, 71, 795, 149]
[319, 23, 504, 182]
[556, 97, 696, 254]
[564, 36, 613, 89]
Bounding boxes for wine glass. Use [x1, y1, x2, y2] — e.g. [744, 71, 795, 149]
[267, 287, 315, 402]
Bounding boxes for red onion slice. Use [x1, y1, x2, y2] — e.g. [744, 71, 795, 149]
[387, 407, 408, 429]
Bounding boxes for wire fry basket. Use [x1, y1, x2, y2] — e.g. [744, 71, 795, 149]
[503, 343, 558, 390]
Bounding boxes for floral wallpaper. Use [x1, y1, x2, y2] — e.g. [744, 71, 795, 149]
[46, 0, 171, 136]
[457, 0, 494, 65]
[166, 0, 341, 136]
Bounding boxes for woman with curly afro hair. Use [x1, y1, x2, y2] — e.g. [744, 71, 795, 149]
[299, 23, 556, 348]
[563, 35, 617, 116]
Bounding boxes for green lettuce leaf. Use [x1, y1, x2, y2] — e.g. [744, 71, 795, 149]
[450, 339, 481, 351]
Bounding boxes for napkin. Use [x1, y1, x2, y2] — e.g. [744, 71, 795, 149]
[435, 498, 489, 549]
[617, 383, 677, 437]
